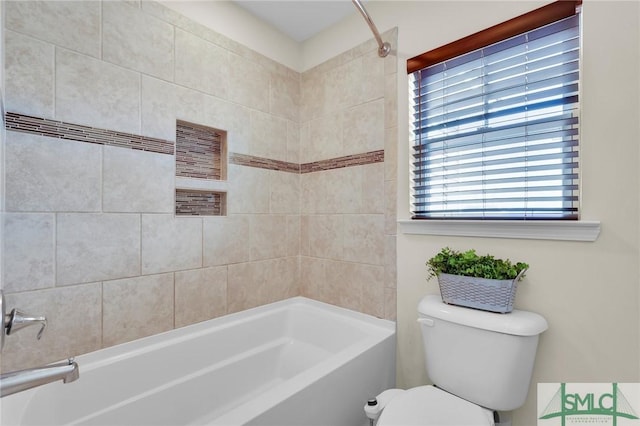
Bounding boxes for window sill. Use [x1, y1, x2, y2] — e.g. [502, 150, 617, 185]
[398, 219, 601, 242]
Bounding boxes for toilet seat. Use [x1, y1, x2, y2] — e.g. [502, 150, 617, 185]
[376, 386, 495, 426]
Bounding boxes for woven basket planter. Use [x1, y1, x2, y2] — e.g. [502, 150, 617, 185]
[437, 271, 526, 313]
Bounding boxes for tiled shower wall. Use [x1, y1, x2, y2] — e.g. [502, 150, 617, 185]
[300, 34, 398, 319]
[0, 1, 397, 372]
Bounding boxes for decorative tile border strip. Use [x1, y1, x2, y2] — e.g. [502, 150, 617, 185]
[229, 152, 300, 174]
[5, 112, 385, 173]
[5, 112, 174, 155]
[300, 150, 384, 173]
[229, 150, 384, 174]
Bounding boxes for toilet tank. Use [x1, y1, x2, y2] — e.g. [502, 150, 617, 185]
[418, 295, 548, 411]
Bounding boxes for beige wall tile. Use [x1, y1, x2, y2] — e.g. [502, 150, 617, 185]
[384, 287, 397, 321]
[212, 100, 251, 155]
[3, 213, 54, 293]
[250, 215, 288, 261]
[385, 179, 397, 235]
[228, 52, 269, 113]
[270, 171, 300, 214]
[362, 273, 385, 318]
[306, 215, 343, 260]
[300, 256, 325, 299]
[227, 165, 270, 214]
[286, 121, 300, 164]
[343, 214, 385, 265]
[141, 215, 202, 275]
[384, 126, 398, 181]
[56, 49, 140, 135]
[319, 260, 362, 311]
[300, 215, 310, 257]
[361, 163, 385, 214]
[324, 59, 361, 113]
[57, 213, 140, 286]
[5, 0, 100, 58]
[385, 235, 397, 289]
[270, 72, 300, 122]
[1, 283, 102, 372]
[5, 132, 101, 212]
[175, 28, 228, 99]
[227, 257, 298, 313]
[141, 76, 177, 141]
[300, 69, 326, 122]
[323, 167, 362, 214]
[203, 215, 251, 266]
[343, 99, 384, 156]
[250, 110, 288, 161]
[286, 215, 301, 257]
[5, 30, 54, 118]
[175, 267, 227, 328]
[103, 146, 174, 213]
[384, 73, 398, 130]
[301, 168, 362, 215]
[322, 260, 384, 314]
[103, 273, 174, 347]
[102, 1, 174, 81]
[304, 112, 343, 163]
[360, 51, 386, 105]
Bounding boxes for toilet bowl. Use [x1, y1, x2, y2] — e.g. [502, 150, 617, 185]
[367, 294, 548, 426]
[376, 386, 494, 426]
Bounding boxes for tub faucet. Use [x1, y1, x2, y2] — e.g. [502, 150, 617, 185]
[0, 358, 80, 397]
[0, 290, 80, 397]
[5, 308, 47, 339]
[1, 290, 47, 351]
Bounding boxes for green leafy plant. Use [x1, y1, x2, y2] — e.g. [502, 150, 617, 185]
[426, 247, 529, 281]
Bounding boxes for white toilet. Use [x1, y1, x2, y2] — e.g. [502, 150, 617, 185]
[368, 294, 548, 426]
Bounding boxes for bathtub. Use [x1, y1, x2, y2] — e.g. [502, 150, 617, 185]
[1, 297, 396, 426]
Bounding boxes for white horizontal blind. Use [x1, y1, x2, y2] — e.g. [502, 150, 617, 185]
[410, 14, 580, 219]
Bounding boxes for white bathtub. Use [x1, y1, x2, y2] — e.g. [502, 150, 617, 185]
[1, 297, 396, 426]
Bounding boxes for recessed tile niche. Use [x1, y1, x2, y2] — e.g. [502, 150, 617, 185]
[175, 120, 227, 216]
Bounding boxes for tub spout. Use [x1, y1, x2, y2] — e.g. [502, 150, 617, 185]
[0, 358, 79, 397]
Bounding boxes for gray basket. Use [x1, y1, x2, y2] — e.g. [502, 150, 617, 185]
[437, 270, 526, 313]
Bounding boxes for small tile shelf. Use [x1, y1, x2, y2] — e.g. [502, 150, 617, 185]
[175, 189, 226, 216]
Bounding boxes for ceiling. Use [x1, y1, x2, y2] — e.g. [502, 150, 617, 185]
[232, 1, 357, 42]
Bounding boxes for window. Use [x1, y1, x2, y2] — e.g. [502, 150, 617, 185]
[408, 1, 581, 220]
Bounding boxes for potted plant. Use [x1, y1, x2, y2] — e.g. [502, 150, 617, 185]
[426, 247, 529, 313]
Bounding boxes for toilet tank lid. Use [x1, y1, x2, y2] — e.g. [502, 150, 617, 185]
[418, 294, 548, 336]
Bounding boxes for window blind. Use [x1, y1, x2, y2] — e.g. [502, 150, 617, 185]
[410, 13, 580, 220]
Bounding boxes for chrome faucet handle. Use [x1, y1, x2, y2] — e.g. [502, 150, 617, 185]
[5, 308, 47, 340]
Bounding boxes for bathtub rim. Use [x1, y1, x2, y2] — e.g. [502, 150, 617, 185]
[81, 296, 394, 373]
[1, 296, 396, 425]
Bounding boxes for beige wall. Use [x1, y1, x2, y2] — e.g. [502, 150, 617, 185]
[302, 1, 640, 426]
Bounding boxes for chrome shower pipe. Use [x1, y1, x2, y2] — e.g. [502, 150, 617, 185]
[351, 0, 391, 58]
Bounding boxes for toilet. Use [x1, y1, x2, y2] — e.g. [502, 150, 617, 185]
[367, 294, 548, 426]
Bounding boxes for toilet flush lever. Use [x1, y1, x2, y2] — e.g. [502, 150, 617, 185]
[417, 318, 434, 327]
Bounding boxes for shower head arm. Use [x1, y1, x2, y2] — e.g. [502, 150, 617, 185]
[351, 0, 391, 57]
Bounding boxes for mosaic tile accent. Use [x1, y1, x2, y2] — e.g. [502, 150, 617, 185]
[176, 121, 225, 180]
[5, 112, 174, 155]
[229, 153, 300, 174]
[300, 150, 385, 174]
[6, 113, 384, 175]
[175, 189, 226, 216]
